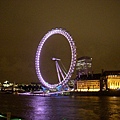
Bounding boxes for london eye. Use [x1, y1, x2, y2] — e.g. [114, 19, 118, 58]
[35, 28, 77, 89]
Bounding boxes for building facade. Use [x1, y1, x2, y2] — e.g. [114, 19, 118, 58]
[75, 70, 120, 92]
[103, 71, 120, 90]
[76, 56, 92, 78]
[75, 74, 101, 92]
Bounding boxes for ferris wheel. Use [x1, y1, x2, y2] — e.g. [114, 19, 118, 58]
[35, 28, 77, 89]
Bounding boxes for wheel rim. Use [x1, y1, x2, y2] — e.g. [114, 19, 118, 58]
[35, 28, 76, 89]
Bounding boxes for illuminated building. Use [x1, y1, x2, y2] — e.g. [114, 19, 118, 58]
[107, 75, 120, 89]
[103, 71, 120, 90]
[76, 74, 101, 92]
[76, 56, 92, 78]
[3, 81, 13, 87]
[75, 70, 120, 92]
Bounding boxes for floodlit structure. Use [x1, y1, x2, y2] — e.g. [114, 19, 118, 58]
[75, 70, 120, 92]
[76, 74, 101, 92]
[107, 75, 120, 89]
[103, 71, 120, 90]
[3, 81, 13, 87]
[35, 28, 77, 89]
[76, 56, 92, 77]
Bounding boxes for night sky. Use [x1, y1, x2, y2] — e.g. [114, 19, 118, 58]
[0, 1, 120, 84]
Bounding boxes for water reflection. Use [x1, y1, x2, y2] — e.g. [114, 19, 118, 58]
[95, 97, 120, 120]
[30, 96, 79, 120]
[0, 94, 120, 120]
[30, 96, 51, 119]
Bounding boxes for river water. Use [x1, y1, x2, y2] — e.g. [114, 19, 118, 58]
[0, 94, 120, 120]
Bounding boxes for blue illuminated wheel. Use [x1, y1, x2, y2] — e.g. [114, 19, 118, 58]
[35, 28, 76, 89]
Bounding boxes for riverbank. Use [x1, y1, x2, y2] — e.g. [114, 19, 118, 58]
[70, 90, 120, 96]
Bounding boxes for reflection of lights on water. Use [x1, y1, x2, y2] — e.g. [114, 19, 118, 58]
[30, 97, 50, 120]
[31, 97, 46, 111]
[106, 96, 120, 119]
